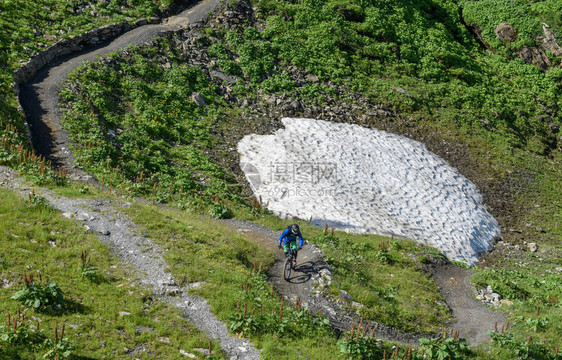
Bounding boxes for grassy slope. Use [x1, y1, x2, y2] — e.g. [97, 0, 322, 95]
[0, 187, 216, 359]
[121, 201, 452, 356]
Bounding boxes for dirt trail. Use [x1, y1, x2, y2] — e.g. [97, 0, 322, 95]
[225, 220, 436, 346]
[432, 264, 507, 346]
[18, 0, 221, 181]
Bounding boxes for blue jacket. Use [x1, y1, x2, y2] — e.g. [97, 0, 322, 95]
[279, 228, 304, 248]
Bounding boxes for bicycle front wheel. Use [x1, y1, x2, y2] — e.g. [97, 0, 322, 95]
[283, 257, 292, 281]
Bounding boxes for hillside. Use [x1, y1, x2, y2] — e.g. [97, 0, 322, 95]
[1, 0, 561, 359]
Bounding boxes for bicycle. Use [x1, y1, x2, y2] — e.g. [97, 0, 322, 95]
[283, 247, 299, 281]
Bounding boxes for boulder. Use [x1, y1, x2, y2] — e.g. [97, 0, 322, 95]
[495, 23, 517, 42]
[191, 92, 207, 107]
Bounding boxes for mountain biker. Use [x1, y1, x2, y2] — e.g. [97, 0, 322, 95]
[278, 224, 304, 266]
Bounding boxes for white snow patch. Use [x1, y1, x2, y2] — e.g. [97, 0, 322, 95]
[238, 118, 500, 265]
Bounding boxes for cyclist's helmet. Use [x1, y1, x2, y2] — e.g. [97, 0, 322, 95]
[289, 224, 299, 235]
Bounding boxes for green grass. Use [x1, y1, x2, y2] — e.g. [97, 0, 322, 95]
[0, 188, 217, 359]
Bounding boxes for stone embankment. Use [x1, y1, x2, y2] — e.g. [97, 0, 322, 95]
[13, 18, 157, 85]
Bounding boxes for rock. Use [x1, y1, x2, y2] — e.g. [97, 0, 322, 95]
[134, 18, 148, 27]
[516, 46, 550, 71]
[495, 23, 517, 42]
[528, 242, 537, 252]
[210, 70, 237, 85]
[392, 86, 413, 98]
[135, 326, 155, 334]
[165, 287, 180, 296]
[478, 286, 502, 307]
[119, 311, 131, 317]
[191, 92, 207, 107]
[351, 301, 364, 309]
[98, 229, 111, 236]
[305, 74, 319, 83]
[500, 299, 513, 307]
[62, 212, 73, 219]
[541, 22, 562, 56]
[159, 337, 171, 344]
[339, 290, 352, 302]
[76, 212, 95, 221]
[319, 268, 332, 285]
[179, 350, 196, 358]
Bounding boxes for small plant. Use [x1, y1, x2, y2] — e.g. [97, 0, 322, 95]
[79, 251, 97, 281]
[78, 185, 90, 194]
[489, 331, 561, 360]
[209, 202, 233, 219]
[0, 310, 45, 348]
[418, 330, 472, 360]
[42, 324, 75, 360]
[26, 191, 48, 208]
[11, 273, 65, 312]
[0, 255, 6, 269]
[338, 322, 382, 360]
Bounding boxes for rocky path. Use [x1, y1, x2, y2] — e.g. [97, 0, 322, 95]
[0, 166, 260, 360]
[19, 0, 221, 180]
[432, 263, 507, 346]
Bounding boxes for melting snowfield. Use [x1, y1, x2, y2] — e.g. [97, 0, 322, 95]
[238, 118, 500, 265]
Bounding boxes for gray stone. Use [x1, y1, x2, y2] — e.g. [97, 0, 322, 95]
[495, 23, 517, 42]
[135, 326, 155, 334]
[134, 18, 148, 27]
[192, 92, 207, 107]
[179, 350, 196, 358]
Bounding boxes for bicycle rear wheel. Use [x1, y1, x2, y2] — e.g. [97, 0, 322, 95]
[283, 257, 292, 281]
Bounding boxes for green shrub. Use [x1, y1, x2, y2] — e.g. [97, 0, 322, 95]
[418, 336, 472, 360]
[209, 202, 234, 219]
[489, 332, 560, 360]
[11, 274, 65, 312]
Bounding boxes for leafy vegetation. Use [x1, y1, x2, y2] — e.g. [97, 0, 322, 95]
[59, 42, 240, 209]
[11, 275, 65, 312]
[463, 0, 562, 55]
[209, 0, 561, 155]
[1, 0, 562, 358]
